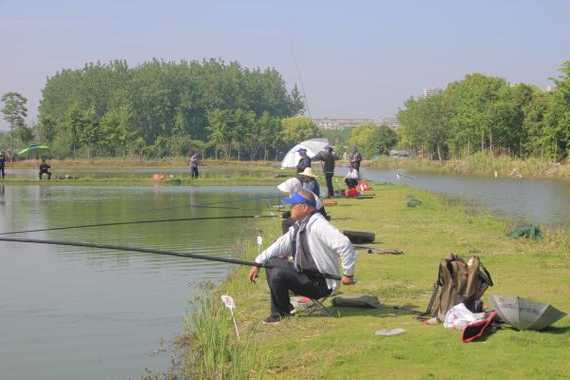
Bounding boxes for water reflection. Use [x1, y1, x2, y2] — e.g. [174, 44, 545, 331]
[0, 185, 276, 380]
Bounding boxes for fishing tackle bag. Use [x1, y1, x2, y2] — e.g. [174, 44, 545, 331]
[425, 253, 493, 321]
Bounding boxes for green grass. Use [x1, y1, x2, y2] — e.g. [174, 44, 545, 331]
[178, 285, 267, 380]
[179, 184, 570, 379]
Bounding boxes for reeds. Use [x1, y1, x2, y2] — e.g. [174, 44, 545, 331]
[180, 289, 265, 380]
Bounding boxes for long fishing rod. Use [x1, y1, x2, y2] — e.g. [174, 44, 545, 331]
[0, 236, 341, 280]
[165, 195, 281, 212]
[129, 194, 282, 215]
[0, 214, 277, 236]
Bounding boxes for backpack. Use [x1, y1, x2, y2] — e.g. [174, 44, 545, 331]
[425, 253, 493, 321]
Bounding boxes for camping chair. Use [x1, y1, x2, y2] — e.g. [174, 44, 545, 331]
[291, 291, 339, 317]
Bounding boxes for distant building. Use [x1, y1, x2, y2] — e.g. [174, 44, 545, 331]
[545, 85, 555, 92]
[313, 118, 380, 130]
[379, 116, 400, 129]
[422, 88, 441, 98]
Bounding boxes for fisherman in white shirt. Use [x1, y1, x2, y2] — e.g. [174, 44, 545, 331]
[249, 190, 357, 324]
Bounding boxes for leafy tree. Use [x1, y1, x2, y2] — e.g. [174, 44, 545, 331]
[522, 90, 551, 158]
[398, 92, 450, 160]
[376, 125, 399, 155]
[77, 107, 101, 159]
[37, 59, 301, 159]
[280, 116, 320, 146]
[347, 123, 382, 158]
[207, 109, 231, 159]
[544, 61, 570, 160]
[36, 116, 57, 143]
[289, 84, 305, 116]
[257, 112, 281, 160]
[1, 92, 29, 151]
[99, 106, 136, 156]
[1, 92, 28, 130]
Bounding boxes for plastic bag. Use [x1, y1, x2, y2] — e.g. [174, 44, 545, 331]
[443, 303, 485, 330]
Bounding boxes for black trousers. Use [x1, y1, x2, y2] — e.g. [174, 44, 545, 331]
[345, 178, 358, 188]
[191, 166, 199, 178]
[325, 172, 334, 197]
[265, 258, 331, 316]
[39, 170, 51, 180]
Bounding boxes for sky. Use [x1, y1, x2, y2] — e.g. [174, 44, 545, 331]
[1, 0, 569, 130]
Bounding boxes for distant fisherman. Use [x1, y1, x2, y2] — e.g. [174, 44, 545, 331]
[313, 145, 338, 197]
[296, 148, 311, 173]
[249, 190, 357, 324]
[39, 158, 52, 180]
[0, 152, 5, 179]
[189, 152, 200, 179]
[349, 145, 362, 175]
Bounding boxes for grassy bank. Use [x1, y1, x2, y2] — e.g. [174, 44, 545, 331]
[1, 160, 291, 186]
[369, 152, 570, 180]
[8, 158, 279, 169]
[8, 154, 570, 182]
[178, 184, 570, 379]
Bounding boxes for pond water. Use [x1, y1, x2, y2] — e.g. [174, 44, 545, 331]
[2, 164, 570, 378]
[0, 184, 276, 380]
[361, 167, 570, 227]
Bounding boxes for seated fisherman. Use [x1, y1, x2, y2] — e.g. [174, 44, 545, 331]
[344, 167, 359, 189]
[249, 190, 357, 324]
[39, 159, 52, 180]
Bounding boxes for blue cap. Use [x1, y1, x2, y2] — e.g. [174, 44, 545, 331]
[282, 192, 317, 208]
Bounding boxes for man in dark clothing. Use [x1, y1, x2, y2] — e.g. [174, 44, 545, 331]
[296, 148, 311, 173]
[0, 152, 5, 179]
[189, 152, 199, 179]
[349, 146, 363, 174]
[313, 146, 338, 197]
[39, 159, 52, 180]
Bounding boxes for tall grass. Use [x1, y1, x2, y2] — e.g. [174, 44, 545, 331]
[179, 288, 265, 380]
[369, 152, 570, 179]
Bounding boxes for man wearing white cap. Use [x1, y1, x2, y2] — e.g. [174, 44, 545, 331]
[249, 190, 357, 324]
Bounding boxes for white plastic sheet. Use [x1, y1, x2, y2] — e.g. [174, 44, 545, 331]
[443, 303, 486, 330]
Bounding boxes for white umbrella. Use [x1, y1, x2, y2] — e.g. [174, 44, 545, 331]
[280, 138, 330, 169]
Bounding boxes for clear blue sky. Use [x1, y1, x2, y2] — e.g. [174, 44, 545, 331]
[1, 0, 568, 130]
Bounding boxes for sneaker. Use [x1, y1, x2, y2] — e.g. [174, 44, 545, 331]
[263, 314, 285, 325]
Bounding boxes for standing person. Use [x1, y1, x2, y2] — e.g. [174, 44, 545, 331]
[189, 152, 200, 179]
[313, 146, 338, 197]
[296, 148, 311, 173]
[39, 159, 52, 180]
[349, 145, 362, 174]
[0, 152, 6, 179]
[248, 190, 357, 324]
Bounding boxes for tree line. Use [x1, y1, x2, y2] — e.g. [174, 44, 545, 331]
[397, 61, 570, 161]
[2, 59, 315, 160]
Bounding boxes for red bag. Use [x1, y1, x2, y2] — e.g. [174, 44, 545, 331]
[357, 181, 372, 192]
[345, 188, 359, 197]
[461, 311, 497, 343]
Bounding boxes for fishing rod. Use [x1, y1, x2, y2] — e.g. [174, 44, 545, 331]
[0, 236, 341, 280]
[0, 214, 277, 236]
[129, 194, 282, 215]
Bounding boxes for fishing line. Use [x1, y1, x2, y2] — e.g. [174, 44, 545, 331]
[0, 236, 341, 280]
[113, 193, 283, 217]
[0, 214, 277, 236]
